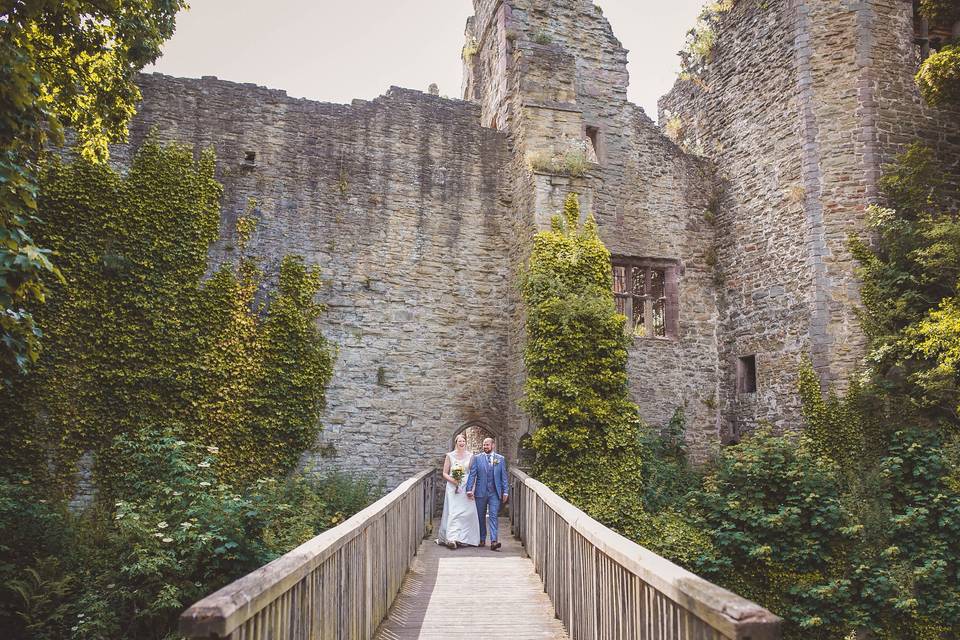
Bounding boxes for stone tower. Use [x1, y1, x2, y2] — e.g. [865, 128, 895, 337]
[661, 0, 960, 440]
[461, 0, 724, 456]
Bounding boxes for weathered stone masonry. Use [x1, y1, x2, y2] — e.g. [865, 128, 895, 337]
[116, 78, 514, 488]
[115, 0, 958, 483]
[661, 0, 960, 441]
[462, 0, 722, 457]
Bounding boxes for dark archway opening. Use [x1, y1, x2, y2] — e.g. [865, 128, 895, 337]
[452, 421, 497, 454]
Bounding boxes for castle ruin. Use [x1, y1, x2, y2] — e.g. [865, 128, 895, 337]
[115, 0, 960, 487]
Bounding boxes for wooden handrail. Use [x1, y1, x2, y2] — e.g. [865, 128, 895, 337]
[179, 469, 436, 639]
[509, 467, 782, 640]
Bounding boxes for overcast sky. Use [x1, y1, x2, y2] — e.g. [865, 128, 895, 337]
[147, 1, 704, 120]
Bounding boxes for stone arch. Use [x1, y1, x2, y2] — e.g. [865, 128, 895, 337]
[451, 420, 500, 454]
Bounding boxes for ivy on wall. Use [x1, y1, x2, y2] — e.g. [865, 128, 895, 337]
[521, 193, 645, 530]
[0, 135, 334, 493]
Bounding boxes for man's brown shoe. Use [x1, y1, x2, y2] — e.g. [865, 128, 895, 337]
[491, 541, 502, 551]
[478, 541, 486, 547]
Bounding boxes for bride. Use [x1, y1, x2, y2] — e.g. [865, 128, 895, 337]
[436, 434, 481, 549]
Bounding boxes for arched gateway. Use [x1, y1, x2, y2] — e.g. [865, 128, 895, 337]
[451, 420, 498, 453]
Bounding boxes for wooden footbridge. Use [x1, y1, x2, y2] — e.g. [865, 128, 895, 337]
[180, 469, 782, 640]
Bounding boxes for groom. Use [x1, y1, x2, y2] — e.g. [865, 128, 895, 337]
[465, 437, 508, 551]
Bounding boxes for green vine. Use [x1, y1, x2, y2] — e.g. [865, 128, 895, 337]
[521, 193, 645, 530]
[0, 134, 334, 492]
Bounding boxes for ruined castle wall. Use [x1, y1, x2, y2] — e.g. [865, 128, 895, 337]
[660, 0, 960, 440]
[116, 74, 513, 488]
[466, 0, 723, 455]
[660, 0, 811, 439]
[869, 0, 960, 182]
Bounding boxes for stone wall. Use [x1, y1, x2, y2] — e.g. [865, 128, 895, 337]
[116, 75, 513, 488]
[464, 0, 723, 457]
[660, 0, 960, 440]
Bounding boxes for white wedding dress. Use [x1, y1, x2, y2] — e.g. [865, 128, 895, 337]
[436, 451, 481, 546]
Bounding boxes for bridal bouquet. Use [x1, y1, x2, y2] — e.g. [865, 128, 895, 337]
[450, 465, 465, 493]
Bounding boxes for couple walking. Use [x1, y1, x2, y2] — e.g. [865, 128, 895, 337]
[437, 434, 508, 551]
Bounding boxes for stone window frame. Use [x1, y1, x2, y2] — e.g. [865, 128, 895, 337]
[611, 257, 680, 340]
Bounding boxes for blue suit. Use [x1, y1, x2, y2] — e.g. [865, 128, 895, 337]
[466, 452, 508, 543]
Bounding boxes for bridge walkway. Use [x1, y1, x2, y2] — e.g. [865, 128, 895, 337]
[374, 518, 568, 640]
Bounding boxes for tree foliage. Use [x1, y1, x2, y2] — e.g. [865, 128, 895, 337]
[0, 0, 186, 383]
[919, 0, 960, 30]
[849, 144, 960, 427]
[521, 193, 645, 530]
[917, 44, 960, 108]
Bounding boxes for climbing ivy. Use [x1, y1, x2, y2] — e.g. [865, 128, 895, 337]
[521, 193, 645, 530]
[0, 135, 334, 493]
[797, 358, 877, 467]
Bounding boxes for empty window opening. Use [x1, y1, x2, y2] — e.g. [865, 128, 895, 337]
[737, 355, 757, 394]
[612, 258, 679, 339]
[244, 151, 256, 165]
[586, 125, 601, 163]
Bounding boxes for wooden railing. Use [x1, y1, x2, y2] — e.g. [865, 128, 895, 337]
[510, 468, 782, 640]
[179, 469, 436, 639]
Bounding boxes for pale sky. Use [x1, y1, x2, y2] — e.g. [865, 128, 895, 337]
[147, 1, 705, 120]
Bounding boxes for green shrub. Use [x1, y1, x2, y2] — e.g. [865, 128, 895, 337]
[637, 406, 700, 513]
[691, 428, 858, 638]
[871, 430, 960, 634]
[0, 431, 381, 640]
[0, 479, 76, 639]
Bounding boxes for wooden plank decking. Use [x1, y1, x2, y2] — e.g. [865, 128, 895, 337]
[374, 518, 569, 640]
